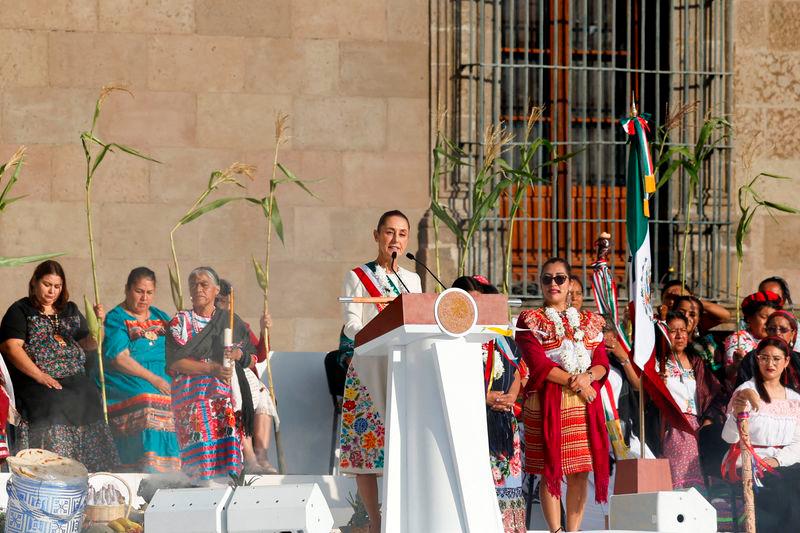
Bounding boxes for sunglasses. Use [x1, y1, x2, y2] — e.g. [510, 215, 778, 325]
[541, 274, 569, 286]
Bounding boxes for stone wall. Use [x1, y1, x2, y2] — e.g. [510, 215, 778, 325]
[732, 0, 800, 299]
[0, 0, 430, 351]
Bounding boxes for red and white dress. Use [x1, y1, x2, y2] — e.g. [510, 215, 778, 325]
[515, 307, 611, 502]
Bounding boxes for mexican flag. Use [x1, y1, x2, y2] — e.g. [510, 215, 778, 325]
[622, 113, 657, 370]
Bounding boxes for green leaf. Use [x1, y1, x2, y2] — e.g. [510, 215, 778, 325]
[762, 200, 800, 214]
[83, 294, 102, 343]
[0, 252, 65, 268]
[106, 143, 160, 164]
[179, 196, 244, 225]
[656, 159, 683, 189]
[90, 143, 114, 176]
[252, 257, 268, 290]
[0, 152, 25, 208]
[276, 163, 320, 199]
[430, 201, 464, 246]
[269, 198, 285, 244]
[168, 265, 183, 311]
[758, 172, 792, 181]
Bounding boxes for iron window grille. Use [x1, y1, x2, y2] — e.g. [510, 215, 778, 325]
[432, 0, 733, 302]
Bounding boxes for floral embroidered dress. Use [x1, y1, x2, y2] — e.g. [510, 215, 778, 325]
[102, 304, 180, 472]
[484, 336, 526, 533]
[167, 309, 247, 481]
[723, 329, 759, 366]
[0, 297, 119, 471]
[660, 357, 704, 489]
[338, 261, 421, 474]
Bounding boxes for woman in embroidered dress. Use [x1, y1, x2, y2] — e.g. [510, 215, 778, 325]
[0, 260, 119, 470]
[652, 311, 724, 489]
[515, 257, 610, 533]
[338, 210, 422, 533]
[101, 267, 180, 472]
[722, 337, 800, 532]
[216, 279, 279, 474]
[723, 290, 782, 386]
[453, 276, 526, 533]
[166, 267, 256, 482]
[736, 310, 800, 392]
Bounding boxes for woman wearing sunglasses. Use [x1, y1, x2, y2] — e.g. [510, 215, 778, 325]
[722, 337, 800, 532]
[515, 258, 610, 533]
[736, 310, 800, 391]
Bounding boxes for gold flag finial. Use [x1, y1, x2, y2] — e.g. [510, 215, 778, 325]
[631, 93, 638, 117]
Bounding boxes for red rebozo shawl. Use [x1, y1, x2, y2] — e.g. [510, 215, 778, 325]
[515, 310, 611, 503]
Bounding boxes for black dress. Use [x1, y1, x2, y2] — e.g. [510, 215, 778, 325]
[0, 297, 119, 471]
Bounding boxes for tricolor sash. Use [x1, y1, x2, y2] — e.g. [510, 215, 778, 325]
[352, 263, 400, 312]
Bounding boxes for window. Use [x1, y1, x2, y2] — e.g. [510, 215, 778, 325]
[432, 0, 733, 301]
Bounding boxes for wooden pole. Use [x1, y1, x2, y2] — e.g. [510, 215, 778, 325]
[738, 414, 757, 533]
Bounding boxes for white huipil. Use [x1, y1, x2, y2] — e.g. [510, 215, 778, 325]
[722, 379, 800, 468]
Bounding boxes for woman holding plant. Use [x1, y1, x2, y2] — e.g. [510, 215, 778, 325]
[101, 267, 180, 472]
[515, 257, 610, 533]
[338, 210, 422, 533]
[0, 260, 119, 470]
[722, 337, 800, 532]
[166, 267, 256, 482]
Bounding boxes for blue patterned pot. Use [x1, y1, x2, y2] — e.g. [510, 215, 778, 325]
[5, 473, 88, 533]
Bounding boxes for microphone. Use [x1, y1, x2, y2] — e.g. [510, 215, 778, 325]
[406, 252, 446, 290]
[390, 251, 412, 293]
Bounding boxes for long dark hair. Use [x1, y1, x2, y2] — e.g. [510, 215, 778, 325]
[28, 260, 69, 312]
[753, 336, 791, 404]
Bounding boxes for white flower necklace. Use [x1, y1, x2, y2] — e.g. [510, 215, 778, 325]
[483, 344, 505, 380]
[371, 262, 400, 296]
[544, 306, 591, 374]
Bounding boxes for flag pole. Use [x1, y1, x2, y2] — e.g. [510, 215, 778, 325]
[629, 96, 647, 459]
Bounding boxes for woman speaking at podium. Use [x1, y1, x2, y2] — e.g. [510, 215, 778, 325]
[515, 257, 610, 533]
[338, 210, 422, 533]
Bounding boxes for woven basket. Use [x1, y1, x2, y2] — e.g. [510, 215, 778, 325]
[83, 472, 133, 524]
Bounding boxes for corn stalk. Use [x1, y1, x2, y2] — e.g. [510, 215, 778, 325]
[80, 86, 160, 423]
[0, 147, 65, 266]
[497, 107, 581, 294]
[734, 172, 800, 341]
[167, 163, 255, 311]
[246, 113, 319, 474]
[652, 104, 730, 291]
[430, 122, 515, 276]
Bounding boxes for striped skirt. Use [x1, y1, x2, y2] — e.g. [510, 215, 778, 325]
[171, 375, 242, 481]
[523, 386, 593, 475]
[108, 393, 181, 473]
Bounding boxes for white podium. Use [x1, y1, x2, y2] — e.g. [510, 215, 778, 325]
[353, 292, 507, 533]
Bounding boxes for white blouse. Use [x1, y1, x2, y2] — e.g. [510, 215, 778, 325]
[722, 379, 800, 467]
[342, 264, 422, 420]
[341, 265, 422, 340]
[662, 358, 698, 415]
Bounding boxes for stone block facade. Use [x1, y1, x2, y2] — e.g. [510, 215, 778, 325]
[732, 0, 800, 298]
[0, 0, 429, 352]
